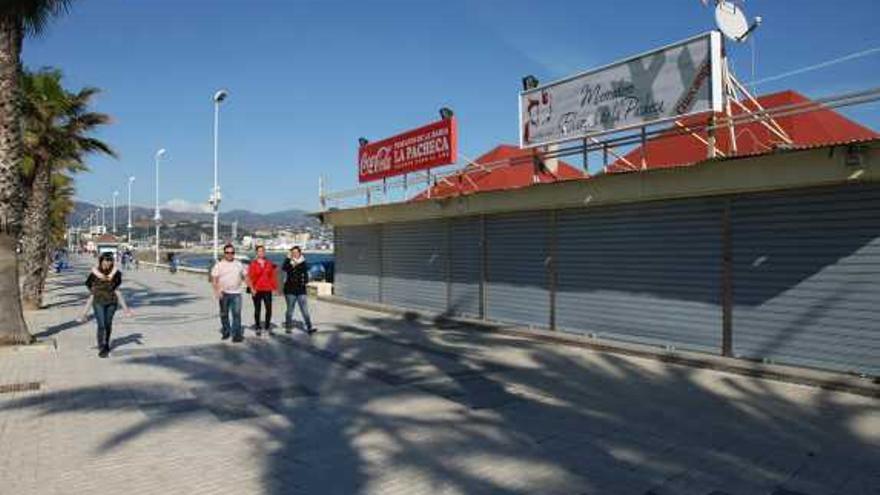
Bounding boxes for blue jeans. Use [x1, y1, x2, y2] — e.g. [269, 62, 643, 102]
[284, 294, 312, 330]
[93, 302, 118, 348]
[219, 292, 243, 338]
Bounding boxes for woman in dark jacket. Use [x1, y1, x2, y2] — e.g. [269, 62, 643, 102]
[85, 252, 127, 357]
[281, 246, 314, 334]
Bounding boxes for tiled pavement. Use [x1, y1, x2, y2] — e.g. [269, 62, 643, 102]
[0, 258, 878, 494]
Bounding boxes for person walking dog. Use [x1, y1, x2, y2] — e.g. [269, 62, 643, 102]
[282, 246, 315, 334]
[247, 245, 278, 336]
[211, 244, 248, 342]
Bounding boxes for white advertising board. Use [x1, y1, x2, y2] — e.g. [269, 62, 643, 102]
[520, 32, 723, 148]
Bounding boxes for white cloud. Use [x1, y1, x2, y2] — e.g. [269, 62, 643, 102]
[163, 199, 211, 214]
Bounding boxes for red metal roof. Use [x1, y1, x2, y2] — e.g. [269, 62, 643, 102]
[412, 144, 585, 200]
[608, 90, 879, 173]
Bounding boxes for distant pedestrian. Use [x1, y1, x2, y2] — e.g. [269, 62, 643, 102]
[211, 243, 248, 342]
[84, 252, 132, 358]
[282, 246, 314, 334]
[247, 245, 278, 336]
[53, 250, 63, 273]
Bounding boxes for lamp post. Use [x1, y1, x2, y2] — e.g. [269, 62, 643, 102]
[210, 89, 229, 262]
[95, 207, 101, 233]
[112, 190, 119, 234]
[127, 176, 135, 245]
[154, 149, 166, 265]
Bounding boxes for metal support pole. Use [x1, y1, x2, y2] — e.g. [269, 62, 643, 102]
[603, 143, 609, 171]
[548, 210, 557, 330]
[723, 59, 738, 155]
[640, 127, 648, 170]
[582, 138, 589, 173]
[154, 150, 165, 266]
[479, 214, 487, 319]
[127, 176, 134, 245]
[112, 191, 118, 234]
[721, 199, 733, 357]
[707, 115, 717, 159]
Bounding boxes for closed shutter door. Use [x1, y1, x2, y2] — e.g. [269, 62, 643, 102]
[381, 220, 447, 312]
[556, 199, 723, 353]
[449, 217, 482, 318]
[334, 225, 380, 303]
[486, 211, 550, 328]
[732, 184, 880, 376]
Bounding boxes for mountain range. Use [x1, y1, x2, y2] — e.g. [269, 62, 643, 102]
[70, 201, 318, 230]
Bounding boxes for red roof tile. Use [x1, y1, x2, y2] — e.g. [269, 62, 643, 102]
[413, 144, 585, 200]
[608, 90, 878, 173]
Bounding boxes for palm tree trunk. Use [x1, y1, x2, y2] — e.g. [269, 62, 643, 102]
[0, 17, 32, 345]
[21, 159, 50, 309]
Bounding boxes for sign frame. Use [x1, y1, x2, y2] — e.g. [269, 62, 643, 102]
[519, 31, 724, 149]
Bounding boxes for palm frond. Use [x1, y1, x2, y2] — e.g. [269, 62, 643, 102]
[1, 0, 75, 38]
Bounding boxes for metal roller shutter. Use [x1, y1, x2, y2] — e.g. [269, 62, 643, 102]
[449, 217, 482, 318]
[486, 211, 551, 328]
[731, 184, 880, 376]
[334, 225, 380, 303]
[556, 199, 724, 353]
[381, 220, 448, 312]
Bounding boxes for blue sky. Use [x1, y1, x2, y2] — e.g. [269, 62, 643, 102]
[23, 0, 880, 213]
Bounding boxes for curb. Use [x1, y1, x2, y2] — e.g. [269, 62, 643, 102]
[0, 338, 56, 354]
[318, 295, 880, 399]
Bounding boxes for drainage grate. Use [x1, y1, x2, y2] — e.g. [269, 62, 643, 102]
[0, 382, 41, 394]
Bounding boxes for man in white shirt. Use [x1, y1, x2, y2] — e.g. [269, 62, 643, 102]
[211, 243, 250, 342]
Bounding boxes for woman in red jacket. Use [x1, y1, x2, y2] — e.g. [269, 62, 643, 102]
[247, 245, 278, 336]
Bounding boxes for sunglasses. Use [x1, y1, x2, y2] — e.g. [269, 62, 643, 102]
[224, 251, 235, 255]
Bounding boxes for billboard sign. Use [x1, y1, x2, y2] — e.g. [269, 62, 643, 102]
[520, 31, 723, 148]
[358, 117, 458, 183]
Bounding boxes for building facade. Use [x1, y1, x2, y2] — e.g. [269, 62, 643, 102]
[323, 140, 880, 377]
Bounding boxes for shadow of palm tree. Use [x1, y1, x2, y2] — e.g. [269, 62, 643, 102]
[110, 332, 144, 349]
[33, 318, 85, 339]
[4, 310, 879, 494]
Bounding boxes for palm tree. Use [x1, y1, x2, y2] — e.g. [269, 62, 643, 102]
[0, 1, 75, 344]
[20, 69, 114, 309]
[48, 171, 76, 247]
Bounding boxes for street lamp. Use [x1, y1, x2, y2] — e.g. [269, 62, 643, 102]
[127, 176, 135, 245]
[154, 148, 166, 265]
[210, 89, 229, 262]
[522, 75, 540, 91]
[112, 190, 119, 234]
[95, 207, 100, 232]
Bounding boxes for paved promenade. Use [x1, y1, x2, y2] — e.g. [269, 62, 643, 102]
[1, 259, 878, 495]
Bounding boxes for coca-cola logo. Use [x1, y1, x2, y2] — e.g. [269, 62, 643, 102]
[359, 146, 393, 176]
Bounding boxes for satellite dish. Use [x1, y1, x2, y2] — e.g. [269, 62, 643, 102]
[715, 0, 750, 41]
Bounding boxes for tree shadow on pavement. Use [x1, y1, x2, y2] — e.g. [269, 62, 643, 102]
[110, 332, 144, 350]
[32, 319, 85, 339]
[3, 309, 879, 494]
